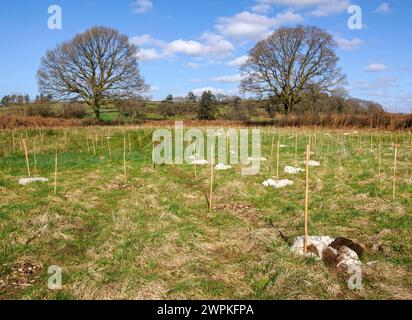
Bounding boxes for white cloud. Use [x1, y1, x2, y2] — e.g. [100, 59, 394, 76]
[191, 87, 240, 96]
[335, 36, 364, 50]
[199, 32, 235, 56]
[131, 0, 153, 14]
[253, 0, 351, 17]
[166, 33, 234, 57]
[150, 85, 160, 92]
[216, 10, 302, 40]
[310, 0, 351, 17]
[211, 74, 244, 83]
[374, 3, 390, 14]
[166, 39, 205, 56]
[227, 55, 249, 67]
[364, 64, 388, 72]
[133, 32, 234, 62]
[137, 48, 163, 61]
[130, 34, 166, 47]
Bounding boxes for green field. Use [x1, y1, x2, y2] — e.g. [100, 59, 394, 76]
[0, 127, 411, 299]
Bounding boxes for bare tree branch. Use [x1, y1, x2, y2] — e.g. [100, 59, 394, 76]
[37, 26, 148, 119]
[241, 26, 346, 114]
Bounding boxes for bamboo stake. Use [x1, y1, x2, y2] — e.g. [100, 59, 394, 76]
[392, 144, 398, 202]
[304, 144, 310, 255]
[152, 141, 156, 169]
[271, 133, 275, 158]
[54, 146, 58, 195]
[22, 139, 31, 177]
[295, 134, 298, 167]
[123, 136, 127, 184]
[106, 137, 112, 160]
[33, 140, 37, 173]
[378, 143, 381, 175]
[12, 130, 15, 152]
[276, 139, 280, 182]
[194, 144, 197, 179]
[209, 148, 214, 212]
[91, 135, 96, 156]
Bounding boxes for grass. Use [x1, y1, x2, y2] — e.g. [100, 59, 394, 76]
[0, 126, 411, 300]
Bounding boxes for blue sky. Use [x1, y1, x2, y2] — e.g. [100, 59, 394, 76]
[0, 0, 411, 113]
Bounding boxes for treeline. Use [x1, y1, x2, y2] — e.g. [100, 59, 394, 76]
[137, 90, 388, 121]
[0, 93, 53, 106]
[0, 97, 87, 119]
[1, 90, 409, 132]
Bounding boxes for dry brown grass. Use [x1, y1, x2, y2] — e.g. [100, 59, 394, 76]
[2, 112, 410, 130]
[246, 113, 412, 131]
[0, 115, 83, 129]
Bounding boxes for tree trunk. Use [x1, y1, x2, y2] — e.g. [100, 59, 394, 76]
[93, 104, 101, 120]
[284, 103, 291, 115]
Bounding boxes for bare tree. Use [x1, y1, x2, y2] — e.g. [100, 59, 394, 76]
[241, 26, 346, 114]
[37, 26, 147, 119]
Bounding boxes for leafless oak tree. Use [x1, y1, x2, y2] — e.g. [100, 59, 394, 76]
[37, 26, 147, 119]
[241, 26, 346, 114]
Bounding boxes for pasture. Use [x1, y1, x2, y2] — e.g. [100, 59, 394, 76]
[0, 126, 411, 299]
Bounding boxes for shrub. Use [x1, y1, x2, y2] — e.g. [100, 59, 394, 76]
[24, 103, 55, 117]
[115, 99, 145, 120]
[56, 103, 87, 119]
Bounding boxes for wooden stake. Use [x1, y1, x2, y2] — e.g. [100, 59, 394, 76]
[152, 141, 156, 169]
[276, 139, 280, 182]
[209, 149, 214, 212]
[392, 144, 398, 202]
[271, 133, 275, 158]
[54, 146, 58, 195]
[194, 144, 197, 179]
[123, 136, 127, 184]
[128, 133, 132, 154]
[19, 133, 23, 152]
[106, 137, 112, 160]
[295, 134, 298, 167]
[378, 143, 381, 175]
[304, 144, 310, 255]
[91, 135, 96, 156]
[33, 140, 37, 173]
[22, 139, 31, 177]
[12, 130, 15, 152]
